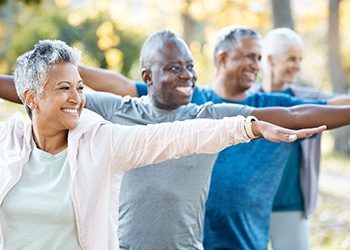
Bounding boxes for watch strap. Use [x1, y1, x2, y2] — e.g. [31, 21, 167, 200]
[244, 115, 259, 139]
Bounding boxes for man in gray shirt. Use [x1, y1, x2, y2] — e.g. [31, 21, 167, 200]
[84, 31, 253, 248]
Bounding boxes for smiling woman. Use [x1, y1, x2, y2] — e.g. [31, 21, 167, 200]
[27, 62, 85, 154]
[250, 27, 339, 250]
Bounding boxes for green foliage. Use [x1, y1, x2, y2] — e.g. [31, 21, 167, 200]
[0, 0, 42, 7]
[4, 6, 144, 78]
[69, 16, 144, 76]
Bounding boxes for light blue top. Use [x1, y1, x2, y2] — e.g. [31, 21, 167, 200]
[0, 140, 80, 249]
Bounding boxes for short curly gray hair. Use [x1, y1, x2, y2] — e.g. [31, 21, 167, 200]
[14, 39, 82, 118]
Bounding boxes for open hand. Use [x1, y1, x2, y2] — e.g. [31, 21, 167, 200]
[252, 120, 327, 142]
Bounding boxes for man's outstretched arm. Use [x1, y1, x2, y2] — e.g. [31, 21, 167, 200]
[0, 75, 21, 103]
[78, 65, 139, 97]
[252, 104, 350, 130]
[327, 95, 350, 105]
[251, 119, 326, 142]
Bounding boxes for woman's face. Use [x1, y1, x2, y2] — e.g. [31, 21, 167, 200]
[30, 62, 85, 132]
[271, 45, 302, 86]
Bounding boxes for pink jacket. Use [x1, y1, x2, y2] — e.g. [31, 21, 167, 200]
[0, 109, 250, 250]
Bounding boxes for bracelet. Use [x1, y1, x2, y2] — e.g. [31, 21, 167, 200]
[244, 115, 259, 139]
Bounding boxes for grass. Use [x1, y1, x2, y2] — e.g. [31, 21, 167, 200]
[309, 132, 350, 249]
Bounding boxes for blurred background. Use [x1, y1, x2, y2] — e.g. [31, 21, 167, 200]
[0, 0, 349, 249]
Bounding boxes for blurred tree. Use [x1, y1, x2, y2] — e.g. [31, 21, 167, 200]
[0, 0, 143, 78]
[0, 0, 42, 6]
[328, 0, 350, 154]
[270, 0, 294, 29]
[176, 0, 271, 85]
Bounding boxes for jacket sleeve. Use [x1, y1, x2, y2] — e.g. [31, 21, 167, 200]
[110, 115, 250, 171]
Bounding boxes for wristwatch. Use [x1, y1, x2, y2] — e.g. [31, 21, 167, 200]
[244, 115, 259, 139]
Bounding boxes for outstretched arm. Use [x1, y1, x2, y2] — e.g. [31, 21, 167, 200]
[252, 104, 350, 130]
[327, 95, 350, 105]
[114, 113, 326, 170]
[78, 65, 139, 97]
[0, 75, 21, 103]
[251, 119, 326, 142]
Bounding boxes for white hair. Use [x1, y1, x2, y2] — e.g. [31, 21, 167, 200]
[261, 28, 303, 72]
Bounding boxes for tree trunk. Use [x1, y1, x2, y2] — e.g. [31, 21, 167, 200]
[328, 0, 350, 154]
[270, 0, 294, 29]
[181, 0, 197, 45]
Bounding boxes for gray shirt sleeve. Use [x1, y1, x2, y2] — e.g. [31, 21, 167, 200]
[195, 102, 254, 119]
[85, 92, 126, 121]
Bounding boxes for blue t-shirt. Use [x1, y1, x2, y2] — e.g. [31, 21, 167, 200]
[135, 83, 326, 250]
[269, 88, 304, 212]
[136, 82, 148, 96]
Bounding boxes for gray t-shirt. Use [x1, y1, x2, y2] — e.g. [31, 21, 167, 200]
[85, 92, 254, 250]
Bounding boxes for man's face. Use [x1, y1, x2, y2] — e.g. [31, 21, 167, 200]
[146, 38, 198, 110]
[224, 37, 262, 92]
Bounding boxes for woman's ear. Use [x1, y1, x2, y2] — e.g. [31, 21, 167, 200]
[141, 68, 152, 87]
[23, 90, 36, 110]
[267, 54, 274, 66]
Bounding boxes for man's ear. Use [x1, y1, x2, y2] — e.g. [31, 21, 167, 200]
[216, 51, 228, 68]
[141, 68, 152, 86]
[23, 90, 36, 110]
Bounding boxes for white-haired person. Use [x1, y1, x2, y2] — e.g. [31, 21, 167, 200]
[250, 27, 337, 250]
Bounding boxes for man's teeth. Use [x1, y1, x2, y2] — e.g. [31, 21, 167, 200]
[244, 72, 255, 79]
[177, 86, 192, 93]
[62, 109, 78, 114]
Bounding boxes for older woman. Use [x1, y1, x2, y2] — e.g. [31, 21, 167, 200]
[0, 40, 325, 250]
[250, 28, 338, 250]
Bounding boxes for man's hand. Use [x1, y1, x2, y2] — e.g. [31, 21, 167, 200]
[252, 120, 327, 142]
